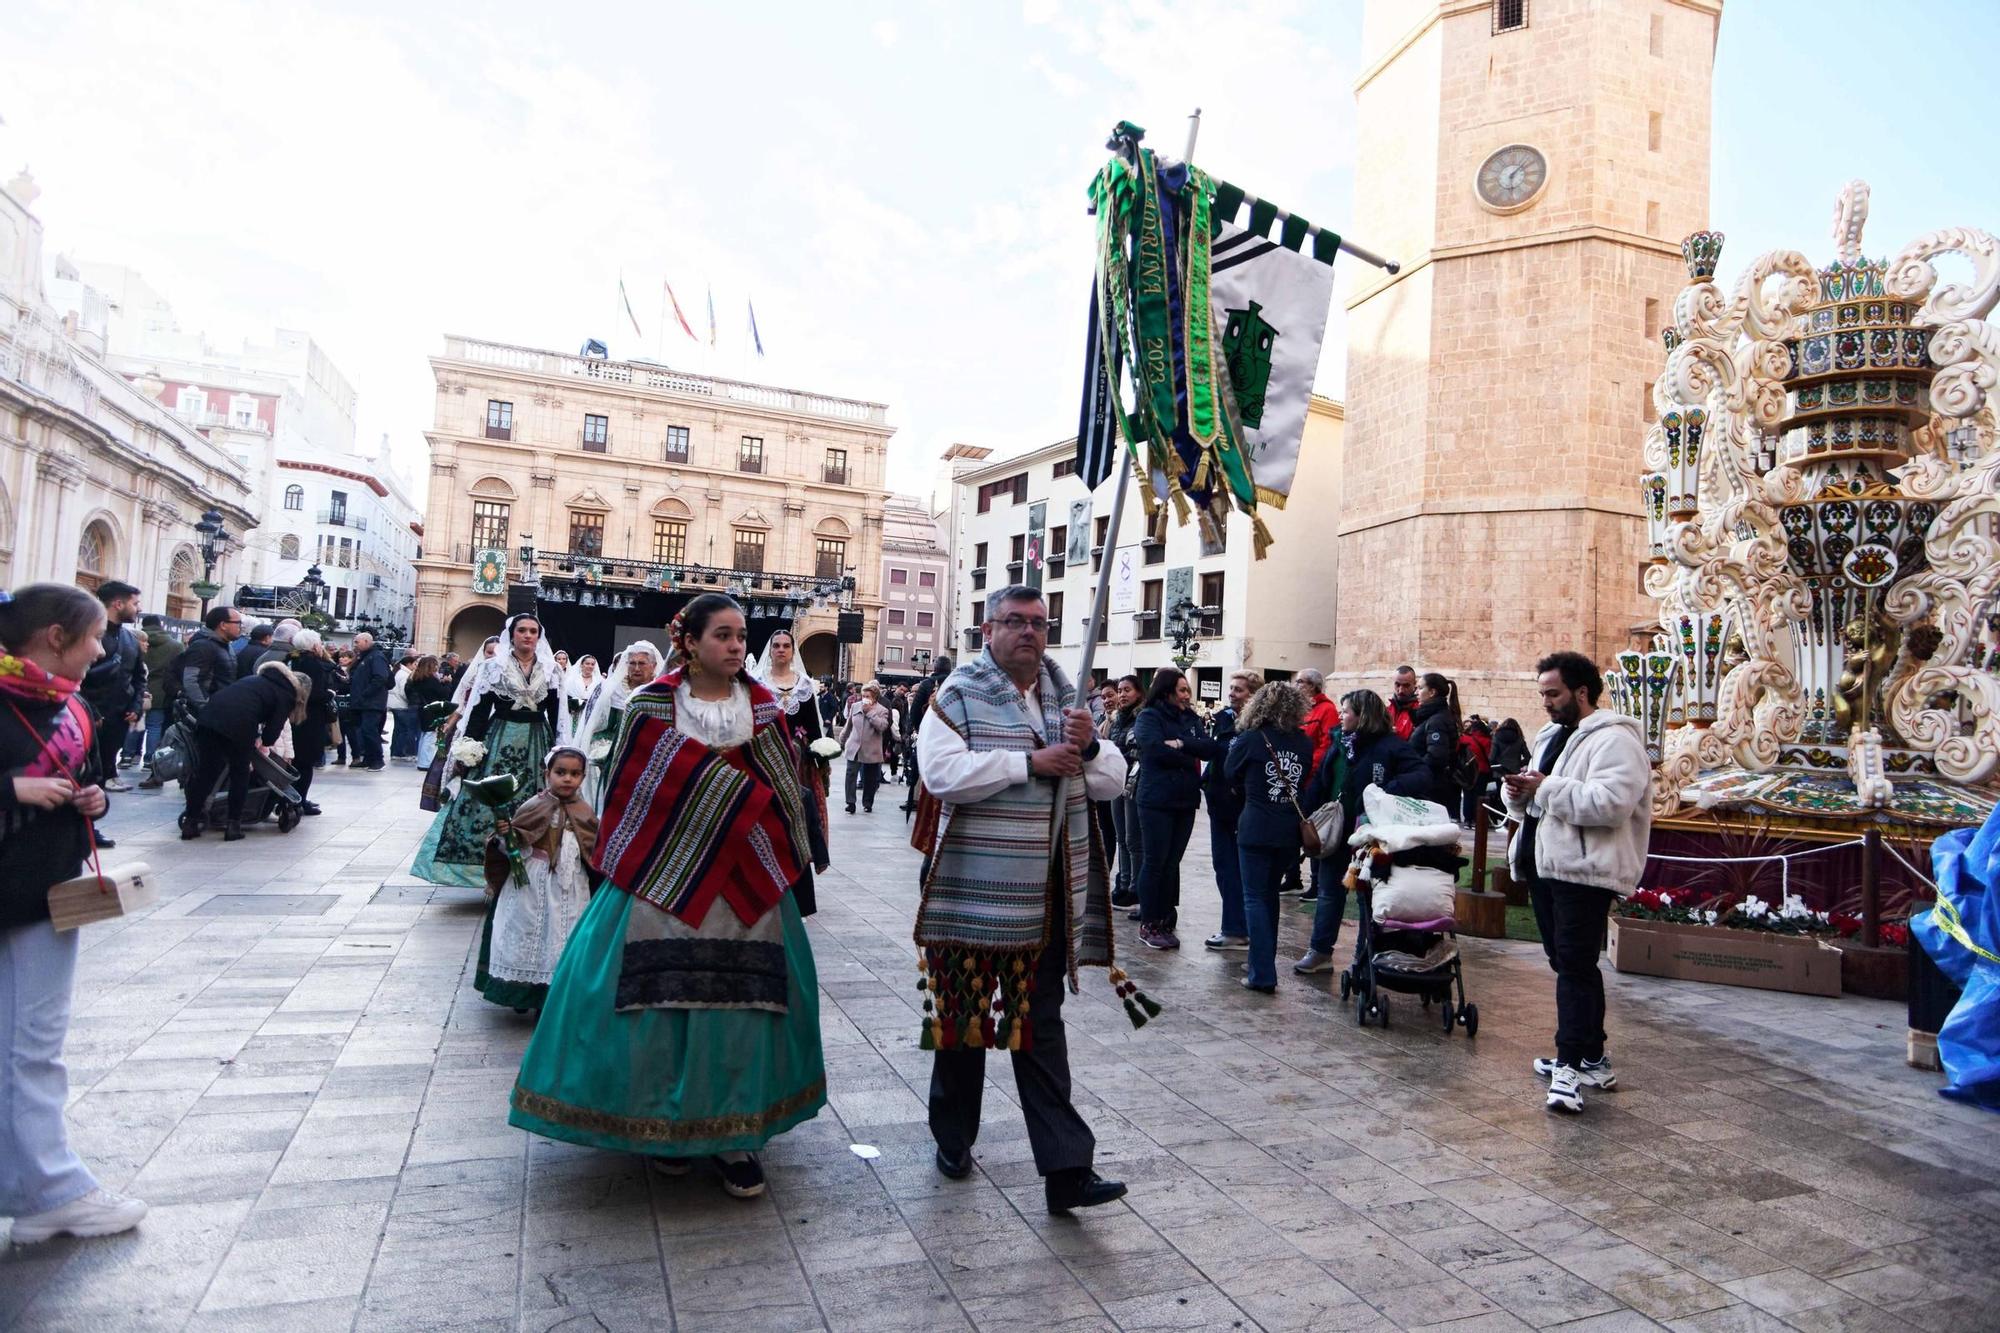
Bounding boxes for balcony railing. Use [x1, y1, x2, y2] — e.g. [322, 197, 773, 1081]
[963, 627, 983, 652]
[738, 455, 764, 474]
[441, 335, 891, 426]
[1134, 610, 1162, 641]
[822, 465, 849, 486]
[1005, 561, 1025, 579]
[970, 566, 987, 591]
[581, 430, 609, 453]
[664, 445, 690, 464]
[316, 510, 368, 531]
[484, 422, 512, 441]
[1046, 617, 1063, 646]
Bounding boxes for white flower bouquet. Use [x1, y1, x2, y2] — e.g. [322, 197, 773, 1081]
[449, 737, 488, 769]
[588, 738, 612, 761]
[809, 737, 842, 759]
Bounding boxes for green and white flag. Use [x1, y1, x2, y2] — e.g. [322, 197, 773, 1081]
[471, 548, 507, 595]
[1208, 221, 1333, 506]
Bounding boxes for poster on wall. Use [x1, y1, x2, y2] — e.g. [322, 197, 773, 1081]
[1165, 565, 1194, 618]
[1109, 547, 1138, 614]
[471, 549, 507, 595]
[1067, 499, 1092, 567]
[1025, 502, 1047, 591]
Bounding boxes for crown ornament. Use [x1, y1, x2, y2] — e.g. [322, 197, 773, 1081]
[1680, 230, 1725, 283]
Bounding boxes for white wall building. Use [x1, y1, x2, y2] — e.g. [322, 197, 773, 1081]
[946, 396, 1345, 703]
[0, 172, 257, 616]
[875, 492, 948, 680]
[79, 262, 422, 638]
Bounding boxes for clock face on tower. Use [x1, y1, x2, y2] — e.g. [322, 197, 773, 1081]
[1475, 143, 1548, 214]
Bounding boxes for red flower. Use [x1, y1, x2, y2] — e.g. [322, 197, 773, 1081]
[1632, 890, 1666, 912]
[1881, 922, 1910, 948]
[1829, 912, 1862, 938]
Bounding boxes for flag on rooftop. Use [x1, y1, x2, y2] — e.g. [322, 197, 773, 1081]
[664, 281, 696, 341]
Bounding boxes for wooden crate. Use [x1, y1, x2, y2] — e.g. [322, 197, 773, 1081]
[48, 862, 158, 931]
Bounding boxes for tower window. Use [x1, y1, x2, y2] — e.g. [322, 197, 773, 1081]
[1648, 112, 1663, 152]
[1492, 0, 1527, 33]
[1642, 382, 1655, 422]
[1649, 13, 1664, 56]
[1646, 201, 1661, 235]
[1644, 299, 1660, 340]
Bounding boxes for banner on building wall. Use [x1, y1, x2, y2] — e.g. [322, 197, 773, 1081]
[1025, 502, 1047, 591]
[1109, 547, 1139, 614]
[471, 549, 507, 595]
[1067, 499, 1092, 567]
[1165, 565, 1195, 616]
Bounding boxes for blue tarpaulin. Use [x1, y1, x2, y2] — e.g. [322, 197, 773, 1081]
[1915, 803, 2000, 1111]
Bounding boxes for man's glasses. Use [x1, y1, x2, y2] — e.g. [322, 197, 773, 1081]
[992, 615, 1050, 633]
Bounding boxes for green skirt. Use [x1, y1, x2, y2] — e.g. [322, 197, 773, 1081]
[509, 887, 826, 1156]
[408, 715, 549, 889]
[473, 893, 548, 1011]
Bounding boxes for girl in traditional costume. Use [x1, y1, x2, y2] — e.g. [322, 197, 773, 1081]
[510, 594, 828, 1199]
[485, 746, 598, 1012]
[578, 640, 660, 810]
[752, 629, 831, 870]
[411, 614, 558, 892]
[559, 656, 599, 744]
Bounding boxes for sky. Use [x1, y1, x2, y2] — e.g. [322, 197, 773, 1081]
[3, 0, 1997, 509]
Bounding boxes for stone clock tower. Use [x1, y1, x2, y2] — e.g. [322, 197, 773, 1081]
[1335, 0, 1723, 714]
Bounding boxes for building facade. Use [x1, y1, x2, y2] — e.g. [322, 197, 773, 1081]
[875, 493, 948, 681]
[947, 397, 1344, 701]
[80, 264, 424, 640]
[0, 172, 257, 616]
[417, 336, 892, 670]
[1336, 0, 1721, 716]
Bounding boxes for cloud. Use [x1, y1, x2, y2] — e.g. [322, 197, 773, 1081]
[1028, 53, 1084, 99]
[872, 18, 898, 47]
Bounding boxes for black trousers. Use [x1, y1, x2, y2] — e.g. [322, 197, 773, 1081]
[354, 708, 386, 767]
[928, 899, 1093, 1176]
[292, 720, 328, 800]
[844, 760, 882, 811]
[1528, 875, 1618, 1066]
[187, 728, 256, 822]
[94, 711, 130, 782]
[1135, 804, 1196, 931]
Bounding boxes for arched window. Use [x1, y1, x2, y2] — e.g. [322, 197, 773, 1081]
[284, 484, 304, 511]
[75, 521, 113, 593]
[279, 533, 301, 560]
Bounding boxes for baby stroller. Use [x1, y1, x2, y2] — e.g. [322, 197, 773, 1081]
[153, 702, 305, 835]
[1337, 786, 1479, 1037]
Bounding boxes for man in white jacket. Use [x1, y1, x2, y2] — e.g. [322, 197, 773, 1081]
[1502, 651, 1653, 1115]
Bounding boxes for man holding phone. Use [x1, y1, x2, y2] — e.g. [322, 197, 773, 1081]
[1502, 651, 1652, 1116]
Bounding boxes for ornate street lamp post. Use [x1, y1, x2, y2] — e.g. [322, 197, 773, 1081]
[1166, 598, 1204, 671]
[191, 508, 227, 615]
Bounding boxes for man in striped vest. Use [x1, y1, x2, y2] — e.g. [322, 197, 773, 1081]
[915, 585, 1131, 1215]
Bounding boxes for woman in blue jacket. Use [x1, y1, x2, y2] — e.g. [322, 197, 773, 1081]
[1294, 690, 1430, 977]
[1132, 668, 1225, 950]
[1223, 681, 1315, 992]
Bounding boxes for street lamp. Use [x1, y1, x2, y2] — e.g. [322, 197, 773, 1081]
[191, 508, 227, 614]
[300, 563, 327, 607]
[1165, 598, 1215, 671]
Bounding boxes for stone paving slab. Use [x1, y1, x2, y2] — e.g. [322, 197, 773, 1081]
[3, 762, 1998, 1330]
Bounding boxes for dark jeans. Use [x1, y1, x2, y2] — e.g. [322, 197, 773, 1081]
[1111, 796, 1137, 896]
[1135, 804, 1196, 931]
[335, 708, 356, 763]
[844, 760, 882, 811]
[1307, 855, 1350, 956]
[1239, 844, 1290, 987]
[929, 895, 1093, 1176]
[389, 707, 420, 759]
[93, 712, 130, 783]
[1529, 875, 1618, 1066]
[1210, 813, 1245, 938]
[354, 708, 387, 767]
[187, 728, 255, 823]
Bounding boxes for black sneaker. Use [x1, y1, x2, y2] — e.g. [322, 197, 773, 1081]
[1300, 887, 1320, 902]
[714, 1154, 765, 1198]
[1110, 889, 1138, 908]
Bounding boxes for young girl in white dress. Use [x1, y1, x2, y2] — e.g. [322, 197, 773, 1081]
[488, 745, 598, 1012]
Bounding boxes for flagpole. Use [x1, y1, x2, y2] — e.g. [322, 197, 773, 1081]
[1046, 108, 1202, 847]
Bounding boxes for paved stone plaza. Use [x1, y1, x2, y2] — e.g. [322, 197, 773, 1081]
[4, 764, 1998, 1332]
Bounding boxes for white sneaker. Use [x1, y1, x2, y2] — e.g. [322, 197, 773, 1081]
[1533, 1055, 1617, 1090]
[1293, 949, 1337, 975]
[1545, 1065, 1585, 1115]
[10, 1187, 148, 1243]
[1203, 933, 1249, 951]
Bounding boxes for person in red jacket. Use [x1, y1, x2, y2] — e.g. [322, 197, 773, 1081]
[1291, 669, 1341, 898]
[1389, 664, 1420, 740]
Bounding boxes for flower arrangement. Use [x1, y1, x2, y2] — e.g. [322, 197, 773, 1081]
[809, 737, 843, 760]
[449, 737, 487, 769]
[1619, 886, 1908, 944]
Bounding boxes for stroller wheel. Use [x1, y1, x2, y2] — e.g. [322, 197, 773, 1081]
[1339, 972, 1352, 1001]
[1440, 1000, 1455, 1034]
[277, 804, 301, 833]
[1461, 1003, 1480, 1039]
[1378, 995, 1390, 1028]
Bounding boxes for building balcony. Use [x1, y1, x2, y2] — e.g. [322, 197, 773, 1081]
[664, 445, 690, 464]
[316, 510, 368, 531]
[738, 456, 764, 474]
[484, 422, 513, 441]
[581, 429, 609, 453]
[1005, 561, 1025, 580]
[963, 627, 983, 652]
[1134, 610, 1162, 641]
[970, 566, 987, 591]
[1046, 617, 1063, 646]
[822, 464, 849, 486]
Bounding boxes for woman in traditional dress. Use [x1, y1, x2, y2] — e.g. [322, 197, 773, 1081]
[578, 640, 660, 810]
[510, 594, 828, 1199]
[752, 629, 831, 876]
[559, 656, 599, 744]
[485, 745, 598, 1012]
[410, 613, 558, 936]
